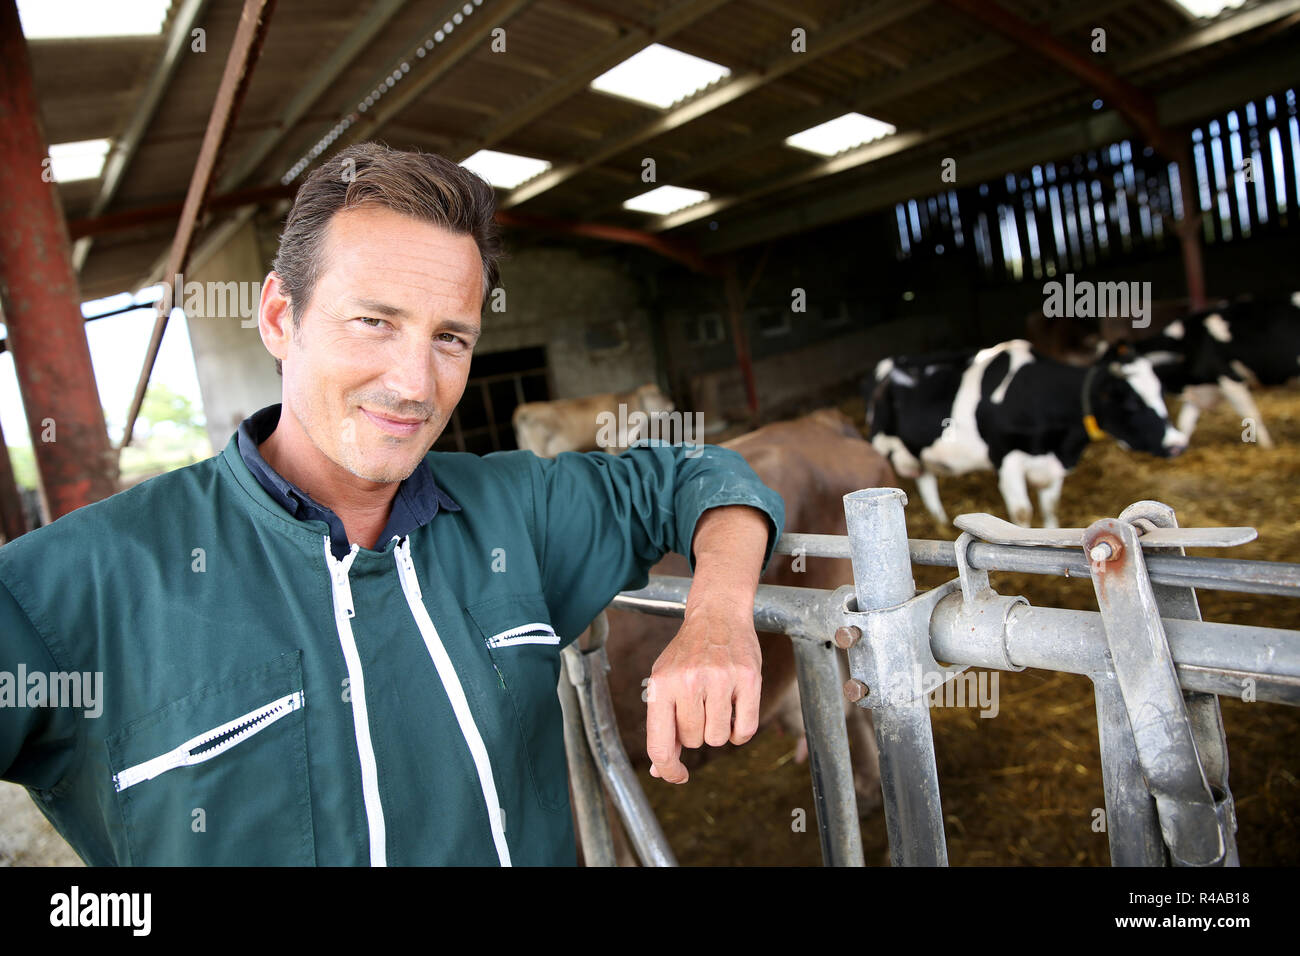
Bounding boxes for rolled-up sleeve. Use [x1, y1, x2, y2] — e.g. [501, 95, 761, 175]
[526, 443, 784, 640]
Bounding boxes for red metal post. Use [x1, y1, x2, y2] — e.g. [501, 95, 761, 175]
[0, 0, 117, 518]
[723, 259, 760, 420]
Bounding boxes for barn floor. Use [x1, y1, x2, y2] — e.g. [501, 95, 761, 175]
[642, 384, 1300, 866]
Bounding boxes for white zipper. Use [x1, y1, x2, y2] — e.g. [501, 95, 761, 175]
[325, 538, 388, 867]
[486, 622, 559, 649]
[394, 537, 512, 866]
[113, 691, 303, 793]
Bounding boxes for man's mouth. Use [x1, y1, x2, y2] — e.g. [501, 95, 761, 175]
[360, 407, 427, 437]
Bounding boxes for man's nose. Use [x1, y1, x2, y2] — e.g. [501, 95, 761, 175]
[381, 336, 436, 404]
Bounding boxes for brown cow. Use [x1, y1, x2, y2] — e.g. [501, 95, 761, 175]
[602, 408, 896, 830]
[513, 383, 676, 456]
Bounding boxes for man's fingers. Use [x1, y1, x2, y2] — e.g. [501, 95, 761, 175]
[645, 686, 688, 783]
[675, 689, 705, 750]
[703, 684, 733, 747]
[731, 674, 761, 745]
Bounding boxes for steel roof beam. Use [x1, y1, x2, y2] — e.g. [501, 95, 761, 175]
[73, 0, 213, 272]
[500, 0, 932, 209]
[641, 0, 1298, 233]
[216, 0, 411, 193]
[588, 0, 1131, 218]
[338, 0, 536, 151]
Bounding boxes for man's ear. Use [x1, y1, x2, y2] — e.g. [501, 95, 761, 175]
[258, 271, 293, 365]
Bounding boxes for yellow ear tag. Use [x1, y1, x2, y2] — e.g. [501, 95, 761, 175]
[1084, 414, 1105, 441]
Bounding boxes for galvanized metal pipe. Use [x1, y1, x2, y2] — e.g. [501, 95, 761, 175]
[565, 626, 676, 867]
[557, 650, 616, 867]
[1119, 500, 1239, 866]
[790, 639, 865, 866]
[1093, 675, 1168, 865]
[775, 534, 1300, 599]
[1085, 518, 1225, 867]
[844, 488, 949, 867]
[615, 579, 1300, 705]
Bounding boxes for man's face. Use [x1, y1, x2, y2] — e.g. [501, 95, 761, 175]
[270, 205, 483, 484]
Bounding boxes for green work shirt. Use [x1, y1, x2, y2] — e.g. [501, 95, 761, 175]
[0, 430, 784, 865]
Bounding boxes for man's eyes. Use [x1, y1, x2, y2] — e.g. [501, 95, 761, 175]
[356, 318, 467, 347]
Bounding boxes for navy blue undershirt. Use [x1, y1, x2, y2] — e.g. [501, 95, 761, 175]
[236, 404, 461, 559]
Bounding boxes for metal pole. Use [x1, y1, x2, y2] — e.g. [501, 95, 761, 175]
[790, 639, 865, 866]
[1086, 517, 1226, 866]
[778, 533, 1300, 601]
[1093, 675, 1168, 865]
[557, 650, 616, 867]
[843, 488, 948, 866]
[1118, 501, 1238, 866]
[119, 0, 277, 452]
[566, 614, 677, 867]
[617, 577, 1300, 705]
[0, 0, 118, 517]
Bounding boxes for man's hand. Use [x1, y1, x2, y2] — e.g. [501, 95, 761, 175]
[645, 504, 771, 783]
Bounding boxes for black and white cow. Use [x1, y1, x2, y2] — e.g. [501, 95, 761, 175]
[866, 339, 1186, 528]
[1132, 292, 1300, 448]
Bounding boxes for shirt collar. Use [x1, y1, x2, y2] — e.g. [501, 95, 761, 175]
[235, 404, 460, 557]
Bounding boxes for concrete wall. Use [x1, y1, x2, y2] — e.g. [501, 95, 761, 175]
[184, 218, 281, 453]
[485, 240, 661, 398]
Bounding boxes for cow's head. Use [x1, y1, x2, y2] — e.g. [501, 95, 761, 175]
[635, 384, 676, 416]
[1090, 346, 1187, 457]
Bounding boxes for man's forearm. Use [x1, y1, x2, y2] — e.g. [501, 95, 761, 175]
[646, 504, 771, 781]
[686, 504, 771, 624]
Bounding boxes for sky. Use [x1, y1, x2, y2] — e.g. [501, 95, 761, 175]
[0, 298, 205, 448]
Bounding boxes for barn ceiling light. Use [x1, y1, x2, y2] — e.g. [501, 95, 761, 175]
[47, 139, 112, 183]
[623, 185, 710, 216]
[17, 0, 169, 38]
[785, 113, 897, 157]
[460, 150, 552, 189]
[590, 44, 731, 109]
[1170, 0, 1245, 17]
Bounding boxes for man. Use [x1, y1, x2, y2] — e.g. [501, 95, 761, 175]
[0, 143, 784, 865]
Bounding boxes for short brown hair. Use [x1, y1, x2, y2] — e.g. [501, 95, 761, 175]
[269, 142, 502, 373]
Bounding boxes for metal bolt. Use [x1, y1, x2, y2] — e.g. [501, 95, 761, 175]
[1089, 541, 1114, 563]
[843, 678, 869, 702]
[834, 625, 862, 649]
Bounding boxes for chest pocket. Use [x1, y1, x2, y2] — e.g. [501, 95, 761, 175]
[105, 652, 315, 865]
[466, 592, 568, 812]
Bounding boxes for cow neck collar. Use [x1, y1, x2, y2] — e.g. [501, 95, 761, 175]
[1080, 364, 1107, 441]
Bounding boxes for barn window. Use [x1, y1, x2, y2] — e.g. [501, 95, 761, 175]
[433, 347, 548, 455]
[824, 302, 851, 328]
[756, 307, 790, 338]
[687, 313, 725, 346]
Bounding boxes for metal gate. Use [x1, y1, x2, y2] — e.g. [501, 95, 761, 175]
[560, 488, 1300, 866]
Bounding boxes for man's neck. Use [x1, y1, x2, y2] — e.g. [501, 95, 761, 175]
[259, 410, 400, 551]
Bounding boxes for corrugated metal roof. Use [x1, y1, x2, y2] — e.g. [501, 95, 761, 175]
[16, 0, 1297, 297]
